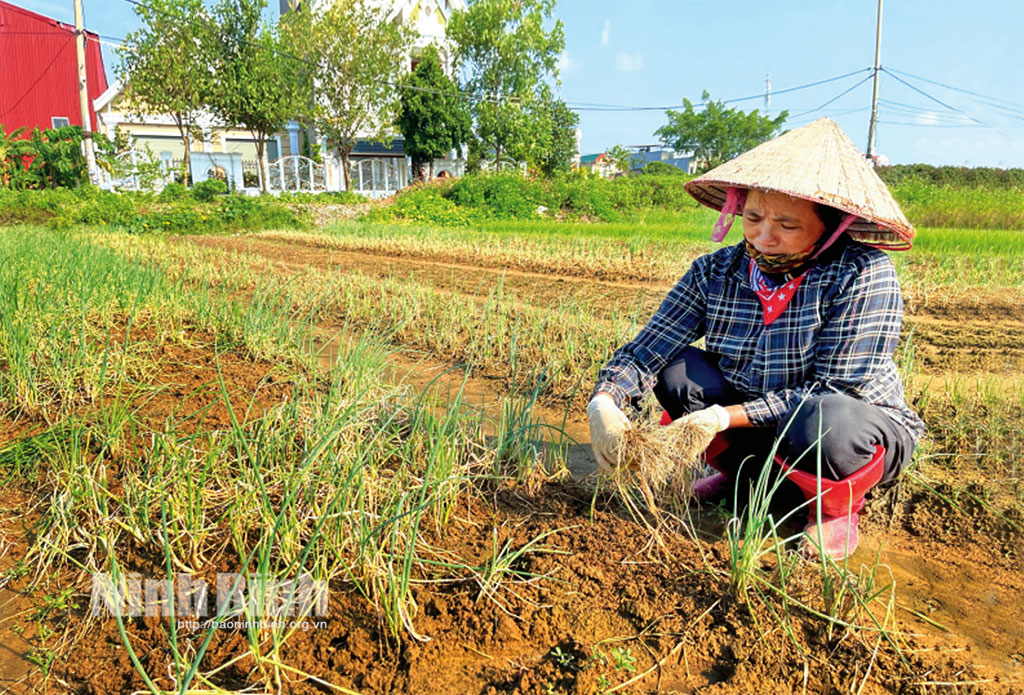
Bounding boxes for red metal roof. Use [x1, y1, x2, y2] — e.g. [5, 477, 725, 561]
[0, 0, 108, 135]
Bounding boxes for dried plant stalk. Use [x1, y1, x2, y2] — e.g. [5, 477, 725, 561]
[608, 417, 718, 528]
[618, 418, 717, 491]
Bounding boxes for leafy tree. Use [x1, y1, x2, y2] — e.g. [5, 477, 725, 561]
[211, 0, 306, 191]
[655, 91, 788, 173]
[605, 144, 642, 177]
[118, 0, 215, 183]
[396, 45, 472, 181]
[640, 161, 685, 176]
[448, 0, 565, 168]
[529, 94, 579, 176]
[290, 1, 412, 191]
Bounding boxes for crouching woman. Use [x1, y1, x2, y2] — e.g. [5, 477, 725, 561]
[587, 119, 924, 560]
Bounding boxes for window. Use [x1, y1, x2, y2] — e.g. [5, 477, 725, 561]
[51, 117, 70, 129]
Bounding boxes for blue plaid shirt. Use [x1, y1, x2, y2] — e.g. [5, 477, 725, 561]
[593, 237, 925, 441]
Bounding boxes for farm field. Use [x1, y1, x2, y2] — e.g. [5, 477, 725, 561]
[0, 215, 1022, 694]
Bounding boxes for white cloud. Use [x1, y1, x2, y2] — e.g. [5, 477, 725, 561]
[557, 50, 581, 75]
[615, 51, 644, 72]
[601, 19, 611, 48]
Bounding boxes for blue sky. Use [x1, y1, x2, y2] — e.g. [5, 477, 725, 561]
[18, 0, 1024, 166]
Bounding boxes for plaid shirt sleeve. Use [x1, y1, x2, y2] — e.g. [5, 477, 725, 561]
[741, 251, 904, 426]
[592, 256, 710, 409]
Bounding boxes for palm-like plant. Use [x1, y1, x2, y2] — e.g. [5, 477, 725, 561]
[0, 125, 33, 188]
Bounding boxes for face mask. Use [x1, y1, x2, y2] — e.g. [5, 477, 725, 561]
[744, 238, 821, 276]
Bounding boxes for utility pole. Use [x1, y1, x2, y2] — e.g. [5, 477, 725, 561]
[74, 0, 99, 185]
[764, 73, 771, 112]
[865, 0, 883, 161]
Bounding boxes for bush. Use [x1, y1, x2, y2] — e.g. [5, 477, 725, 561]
[0, 187, 305, 234]
[126, 208, 206, 235]
[447, 173, 551, 218]
[878, 164, 1024, 189]
[191, 179, 227, 202]
[364, 185, 475, 226]
[277, 190, 368, 204]
[158, 182, 188, 202]
[639, 161, 686, 176]
[362, 171, 703, 226]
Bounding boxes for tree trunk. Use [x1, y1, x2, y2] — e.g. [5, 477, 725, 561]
[175, 114, 191, 185]
[429, 159, 433, 180]
[341, 152, 351, 191]
[255, 134, 267, 194]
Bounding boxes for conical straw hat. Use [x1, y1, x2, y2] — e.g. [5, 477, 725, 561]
[684, 118, 915, 250]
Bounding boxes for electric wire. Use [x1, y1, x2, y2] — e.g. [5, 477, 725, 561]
[567, 68, 871, 112]
[118, 0, 872, 115]
[885, 66, 1024, 114]
[789, 74, 873, 119]
[0, 35, 76, 118]
[10, 0, 1013, 147]
[880, 67, 986, 126]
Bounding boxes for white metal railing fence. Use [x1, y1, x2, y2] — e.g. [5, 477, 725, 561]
[265, 155, 326, 192]
[349, 157, 407, 199]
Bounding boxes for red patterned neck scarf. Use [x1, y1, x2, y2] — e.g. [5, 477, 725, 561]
[749, 260, 807, 326]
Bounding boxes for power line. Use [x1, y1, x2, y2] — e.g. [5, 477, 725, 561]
[880, 67, 986, 126]
[566, 68, 871, 112]
[786, 106, 869, 129]
[121, 0, 871, 116]
[877, 98, 973, 124]
[790, 74, 873, 119]
[877, 120, 985, 129]
[0, 35, 75, 118]
[885, 66, 1024, 114]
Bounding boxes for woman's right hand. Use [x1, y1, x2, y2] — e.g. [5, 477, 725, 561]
[587, 394, 631, 475]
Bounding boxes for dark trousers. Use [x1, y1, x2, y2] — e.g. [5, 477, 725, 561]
[652, 347, 915, 484]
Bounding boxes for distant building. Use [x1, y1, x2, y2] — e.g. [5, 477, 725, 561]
[0, 0, 108, 134]
[626, 144, 697, 174]
[94, 0, 467, 195]
[579, 153, 617, 179]
[278, 0, 467, 195]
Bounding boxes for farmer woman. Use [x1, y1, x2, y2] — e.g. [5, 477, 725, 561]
[587, 118, 924, 560]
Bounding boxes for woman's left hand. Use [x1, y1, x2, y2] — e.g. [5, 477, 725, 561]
[676, 404, 732, 433]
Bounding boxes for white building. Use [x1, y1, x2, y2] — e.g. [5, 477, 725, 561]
[282, 0, 468, 196]
[96, 0, 467, 195]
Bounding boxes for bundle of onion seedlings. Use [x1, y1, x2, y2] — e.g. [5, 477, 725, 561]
[605, 408, 718, 530]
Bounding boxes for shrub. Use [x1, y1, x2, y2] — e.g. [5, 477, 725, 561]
[158, 182, 188, 202]
[191, 179, 227, 202]
[126, 209, 205, 235]
[364, 185, 474, 226]
[278, 190, 368, 204]
[362, 172, 703, 225]
[447, 172, 550, 219]
[878, 164, 1024, 189]
[219, 195, 302, 230]
[640, 161, 686, 176]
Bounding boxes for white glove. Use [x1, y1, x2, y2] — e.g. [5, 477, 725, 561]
[587, 394, 631, 475]
[675, 404, 731, 434]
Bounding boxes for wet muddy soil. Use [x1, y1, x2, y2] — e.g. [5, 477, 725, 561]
[8, 481, 1021, 694]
